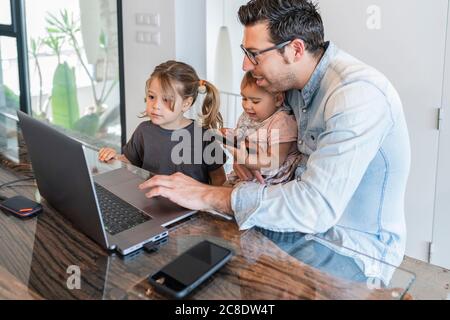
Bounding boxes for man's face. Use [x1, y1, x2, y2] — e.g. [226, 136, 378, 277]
[241, 22, 297, 93]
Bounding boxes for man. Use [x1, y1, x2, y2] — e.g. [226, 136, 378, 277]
[140, 0, 410, 284]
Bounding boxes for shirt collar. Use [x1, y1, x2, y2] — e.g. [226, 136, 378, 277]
[300, 41, 336, 108]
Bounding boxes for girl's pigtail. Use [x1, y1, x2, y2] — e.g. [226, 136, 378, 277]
[199, 80, 223, 129]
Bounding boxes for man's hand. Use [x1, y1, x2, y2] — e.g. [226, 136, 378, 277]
[139, 172, 234, 214]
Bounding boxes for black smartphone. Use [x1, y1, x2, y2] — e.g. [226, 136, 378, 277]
[0, 195, 43, 218]
[148, 240, 233, 299]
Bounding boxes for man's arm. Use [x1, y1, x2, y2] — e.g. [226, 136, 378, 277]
[208, 166, 227, 186]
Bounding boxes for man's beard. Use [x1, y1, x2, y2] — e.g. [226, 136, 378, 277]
[264, 71, 297, 93]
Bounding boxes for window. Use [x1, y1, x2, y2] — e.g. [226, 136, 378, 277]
[0, 37, 20, 159]
[25, 0, 124, 149]
[0, 0, 22, 161]
[0, 36, 20, 110]
[0, 0, 125, 162]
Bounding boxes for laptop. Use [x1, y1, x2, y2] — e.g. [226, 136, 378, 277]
[17, 111, 196, 255]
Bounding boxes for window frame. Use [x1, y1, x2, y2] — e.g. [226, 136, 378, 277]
[0, 0, 30, 114]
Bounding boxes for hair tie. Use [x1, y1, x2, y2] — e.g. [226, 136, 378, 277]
[198, 80, 207, 94]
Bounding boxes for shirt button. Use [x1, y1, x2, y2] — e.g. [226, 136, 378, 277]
[302, 108, 307, 113]
[298, 140, 303, 145]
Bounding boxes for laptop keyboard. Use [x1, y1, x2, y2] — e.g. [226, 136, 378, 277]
[94, 183, 151, 235]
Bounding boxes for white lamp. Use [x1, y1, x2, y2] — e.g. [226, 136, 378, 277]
[213, 0, 234, 93]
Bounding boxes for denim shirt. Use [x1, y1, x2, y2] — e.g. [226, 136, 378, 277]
[231, 41, 411, 284]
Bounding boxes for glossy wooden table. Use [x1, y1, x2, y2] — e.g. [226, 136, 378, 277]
[0, 146, 415, 300]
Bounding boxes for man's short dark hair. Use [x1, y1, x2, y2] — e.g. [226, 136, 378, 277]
[238, 0, 325, 57]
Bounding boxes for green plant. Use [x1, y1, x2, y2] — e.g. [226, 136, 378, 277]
[0, 84, 20, 109]
[29, 9, 119, 139]
[46, 9, 117, 113]
[41, 29, 80, 129]
[51, 62, 80, 129]
[72, 112, 99, 136]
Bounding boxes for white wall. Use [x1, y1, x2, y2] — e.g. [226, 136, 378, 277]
[122, 0, 176, 139]
[122, 0, 209, 139]
[175, 0, 207, 79]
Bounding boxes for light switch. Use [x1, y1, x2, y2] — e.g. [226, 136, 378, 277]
[136, 31, 160, 46]
[145, 31, 160, 46]
[135, 13, 160, 27]
[147, 13, 160, 27]
[135, 13, 145, 25]
[150, 32, 160, 45]
[136, 31, 146, 43]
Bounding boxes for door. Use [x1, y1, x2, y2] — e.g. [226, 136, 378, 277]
[432, 3, 450, 269]
[318, 0, 448, 261]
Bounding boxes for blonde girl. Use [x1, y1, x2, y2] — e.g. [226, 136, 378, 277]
[99, 60, 227, 186]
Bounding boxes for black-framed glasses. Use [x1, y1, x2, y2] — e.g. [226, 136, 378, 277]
[240, 40, 292, 65]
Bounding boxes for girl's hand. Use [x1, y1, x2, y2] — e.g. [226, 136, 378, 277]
[98, 148, 118, 162]
[220, 127, 235, 137]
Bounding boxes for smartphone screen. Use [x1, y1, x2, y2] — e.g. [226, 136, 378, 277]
[149, 240, 232, 298]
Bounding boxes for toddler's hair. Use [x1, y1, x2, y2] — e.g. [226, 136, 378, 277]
[240, 71, 258, 89]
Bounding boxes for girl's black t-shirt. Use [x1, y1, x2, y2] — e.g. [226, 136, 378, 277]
[122, 121, 227, 184]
